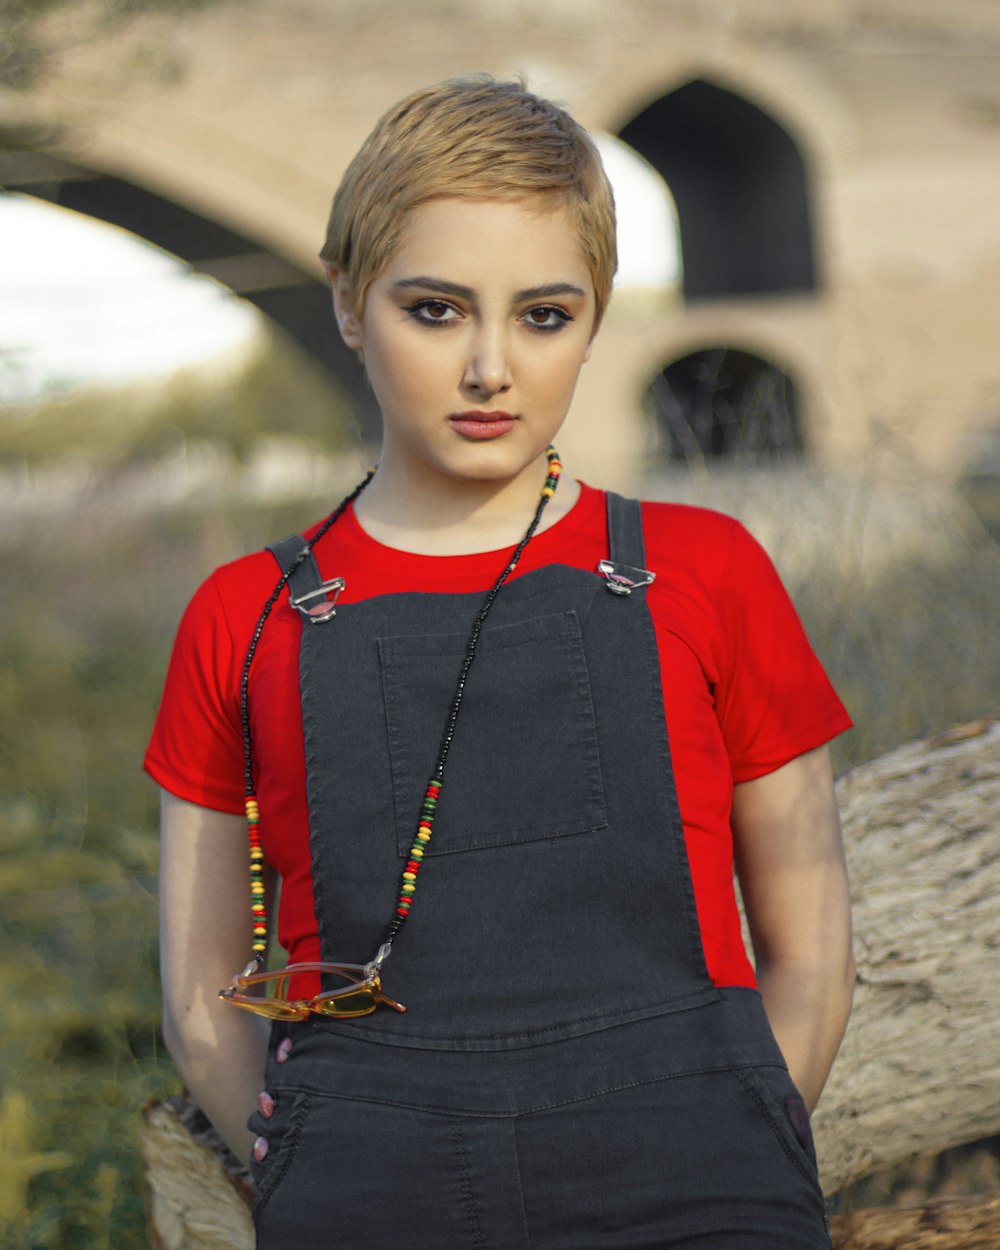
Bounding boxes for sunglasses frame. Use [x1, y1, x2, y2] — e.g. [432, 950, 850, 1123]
[218, 959, 407, 1020]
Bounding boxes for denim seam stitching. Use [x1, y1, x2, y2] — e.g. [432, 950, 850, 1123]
[284, 1061, 760, 1119]
[333, 987, 720, 1046]
[450, 1118, 488, 1250]
[510, 1115, 535, 1250]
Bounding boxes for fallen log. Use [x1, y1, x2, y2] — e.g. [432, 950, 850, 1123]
[830, 1194, 1000, 1250]
[141, 1097, 252, 1250]
[142, 721, 1000, 1247]
[812, 719, 1000, 1194]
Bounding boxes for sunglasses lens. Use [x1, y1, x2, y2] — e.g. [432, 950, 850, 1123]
[311, 986, 379, 1017]
[222, 993, 307, 1021]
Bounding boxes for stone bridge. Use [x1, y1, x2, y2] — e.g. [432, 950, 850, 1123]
[3, 0, 999, 489]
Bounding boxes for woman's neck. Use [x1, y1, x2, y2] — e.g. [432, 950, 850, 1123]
[353, 459, 581, 556]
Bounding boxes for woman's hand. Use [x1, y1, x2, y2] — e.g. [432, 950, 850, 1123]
[252, 1036, 292, 1161]
[159, 788, 273, 1160]
[732, 745, 855, 1111]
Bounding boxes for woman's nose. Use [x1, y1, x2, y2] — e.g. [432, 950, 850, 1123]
[462, 325, 512, 396]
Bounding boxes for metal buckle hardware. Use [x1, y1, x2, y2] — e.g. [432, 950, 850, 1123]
[596, 559, 656, 596]
[290, 577, 346, 623]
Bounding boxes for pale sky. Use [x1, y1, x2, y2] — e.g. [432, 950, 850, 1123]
[0, 135, 678, 403]
[0, 193, 260, 402]
[593, 132, 680, 290]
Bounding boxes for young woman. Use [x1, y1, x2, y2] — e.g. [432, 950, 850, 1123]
[149, 76, 855, 1249]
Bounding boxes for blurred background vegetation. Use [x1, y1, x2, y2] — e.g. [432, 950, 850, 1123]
[1, 316, 998, 1245]
[0, 327, 361, 1248]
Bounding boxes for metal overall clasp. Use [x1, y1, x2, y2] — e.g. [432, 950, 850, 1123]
[596, 560, 656, 596]
[290, 577, 346, 623]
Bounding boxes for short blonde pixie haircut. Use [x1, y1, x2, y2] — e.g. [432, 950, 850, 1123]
[320, 75, 617, 331]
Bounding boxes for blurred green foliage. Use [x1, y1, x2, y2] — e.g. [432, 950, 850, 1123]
[1, 336, 998, 1243]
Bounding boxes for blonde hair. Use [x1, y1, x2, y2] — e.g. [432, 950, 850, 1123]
[320, 75, 617, 330]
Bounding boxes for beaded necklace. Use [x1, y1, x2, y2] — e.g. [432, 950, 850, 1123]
[237, 446, 562, 974]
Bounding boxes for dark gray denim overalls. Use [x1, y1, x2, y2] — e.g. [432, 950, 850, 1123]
[249, 494, 832, 1249]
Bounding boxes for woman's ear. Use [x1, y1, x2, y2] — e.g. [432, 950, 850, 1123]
[324, 265, 363, 351]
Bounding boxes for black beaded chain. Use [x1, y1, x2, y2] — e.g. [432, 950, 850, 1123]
[238, 448, 562, 969]
[239, 469, 374, 958]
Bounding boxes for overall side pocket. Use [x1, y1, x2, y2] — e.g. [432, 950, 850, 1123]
[249, 1090, 313, 1219]
[735, 1065, 824, 1196]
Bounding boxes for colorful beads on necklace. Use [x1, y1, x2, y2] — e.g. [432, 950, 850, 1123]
[395, 778, 442, 917]
[542, 448, 562, 498]
[245, 796, 268, 954]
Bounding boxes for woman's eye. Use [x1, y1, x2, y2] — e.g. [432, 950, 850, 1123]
[409, 300, 458, 326]
[523, 306, 572, 332]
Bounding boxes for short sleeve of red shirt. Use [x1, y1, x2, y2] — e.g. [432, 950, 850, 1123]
[144, 571, 246, 814]
[643, 502, 850, 784]
[714, 520, 850, 781]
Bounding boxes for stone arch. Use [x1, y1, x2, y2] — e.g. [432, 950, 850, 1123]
[644, 346, 803, 465]
[619, 79, 818, 301]
[3, 150, 379, 437]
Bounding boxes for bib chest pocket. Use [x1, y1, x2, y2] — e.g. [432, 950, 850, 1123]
[378, 610, 608, 857]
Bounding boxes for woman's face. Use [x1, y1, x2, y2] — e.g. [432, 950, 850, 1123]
[334, 196, 596, 493]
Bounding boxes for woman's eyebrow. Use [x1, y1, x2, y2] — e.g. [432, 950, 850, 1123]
[513, 283, 587, 302]
[392, 277, 586, 302]
[393, 277, 475, 299]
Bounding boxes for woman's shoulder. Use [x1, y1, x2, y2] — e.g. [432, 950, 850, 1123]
[180, 529, 319, 646]
[639, 497, 745, 538]
[582, 483, 743, 542]
[209, 544, 291, 601]
[636, 497, 753, 578]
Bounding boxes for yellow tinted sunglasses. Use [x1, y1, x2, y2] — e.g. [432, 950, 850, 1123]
[219, 960, 407, 1020]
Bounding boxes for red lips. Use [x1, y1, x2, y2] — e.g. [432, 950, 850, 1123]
[448, 411, 518, 440]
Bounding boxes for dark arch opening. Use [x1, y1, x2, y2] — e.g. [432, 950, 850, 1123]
[645, 348, 803, 464]
[1, 150, 380, 438]
[619, 79, 817, 301]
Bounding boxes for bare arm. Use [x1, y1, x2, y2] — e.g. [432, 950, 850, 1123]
[732, 744, 855, 1111]
[159, 788, 272, 1160]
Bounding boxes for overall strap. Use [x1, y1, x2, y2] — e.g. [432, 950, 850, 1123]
[268, 533, 321, 598]
[267, 534, 348, 623]
[600, 492, 655, 596]
[605, 491, 646, 567]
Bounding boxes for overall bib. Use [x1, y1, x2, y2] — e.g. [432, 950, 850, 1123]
[249, 495, 832, 1249]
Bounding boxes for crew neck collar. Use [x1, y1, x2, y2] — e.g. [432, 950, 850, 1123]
[315, 480, 602, 579]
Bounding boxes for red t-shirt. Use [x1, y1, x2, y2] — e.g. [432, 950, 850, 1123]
[145, 482, 851, 988]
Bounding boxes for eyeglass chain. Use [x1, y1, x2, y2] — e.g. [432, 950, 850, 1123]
[239, 446, 563, 969]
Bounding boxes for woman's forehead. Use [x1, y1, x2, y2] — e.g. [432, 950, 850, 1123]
[380, 197, 593, 289]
